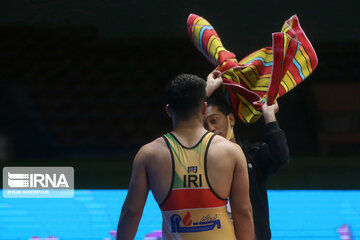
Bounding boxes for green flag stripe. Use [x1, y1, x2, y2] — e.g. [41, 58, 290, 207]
[169, 143, 187, 172]
[173, 172, 184, 188]
[165, 134, 187, 172]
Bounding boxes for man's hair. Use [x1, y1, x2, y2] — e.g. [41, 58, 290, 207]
[207, 95, 232, 116]
[166, 73, 206, 119]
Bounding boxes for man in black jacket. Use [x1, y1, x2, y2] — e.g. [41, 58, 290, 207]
[205, 70, 290, 240]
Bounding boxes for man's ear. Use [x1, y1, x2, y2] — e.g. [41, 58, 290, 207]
[201, 102, 208, 116]
[229, 112, 235, 127]
[165, 104, 172, 117]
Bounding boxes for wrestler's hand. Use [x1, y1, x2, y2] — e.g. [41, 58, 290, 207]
[206, 69, 222, 97]
[262, 101, 279, 124]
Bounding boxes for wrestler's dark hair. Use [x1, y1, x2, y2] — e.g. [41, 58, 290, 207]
[166, 74, 206, 120]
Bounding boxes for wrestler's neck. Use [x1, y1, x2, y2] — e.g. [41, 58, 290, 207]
[171, 115, 207, 142]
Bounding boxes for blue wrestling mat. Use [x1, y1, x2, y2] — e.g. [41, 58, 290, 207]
[0, 190, 359, 239]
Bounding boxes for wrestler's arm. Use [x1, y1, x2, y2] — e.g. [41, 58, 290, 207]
[116, 146, 150, 240]
[228, 143, 255, 240]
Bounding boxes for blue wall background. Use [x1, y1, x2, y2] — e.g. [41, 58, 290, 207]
[0, 190, 359, 239]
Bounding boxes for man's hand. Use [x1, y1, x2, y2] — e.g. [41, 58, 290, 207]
[206, 69, 223, 97]
[262, 101, 279, 124]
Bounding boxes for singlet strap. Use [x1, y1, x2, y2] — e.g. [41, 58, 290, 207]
[204, 133, 227, 201]
[159, 135, 175, 207]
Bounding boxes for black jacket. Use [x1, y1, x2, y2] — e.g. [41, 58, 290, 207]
[239, 121, 290, 240]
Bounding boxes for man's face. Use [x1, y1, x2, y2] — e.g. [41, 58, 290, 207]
[204, 105, 228, 138]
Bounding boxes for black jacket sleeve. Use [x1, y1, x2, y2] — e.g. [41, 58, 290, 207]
[255, 121, 290, 178]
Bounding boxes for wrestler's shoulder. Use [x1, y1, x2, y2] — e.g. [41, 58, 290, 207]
[211, 135, 240, 147]
[137, 136, 169, 158]
[210, 135, 243, 154]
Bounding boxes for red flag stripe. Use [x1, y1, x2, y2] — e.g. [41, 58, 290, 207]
[160, 188, 227, 211]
